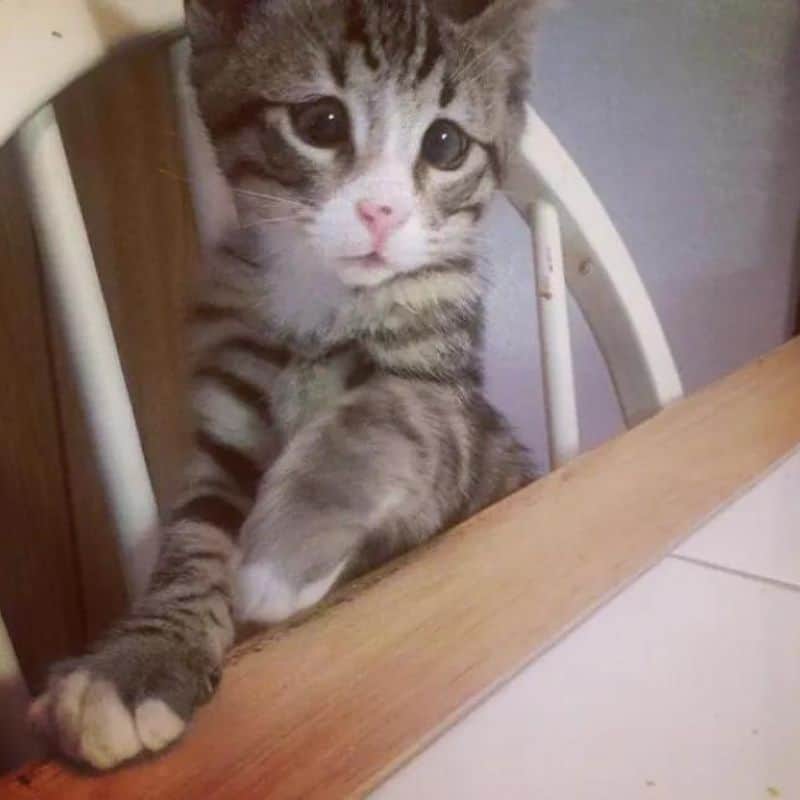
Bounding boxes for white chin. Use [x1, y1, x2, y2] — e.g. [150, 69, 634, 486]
[337, 261, 396, 288]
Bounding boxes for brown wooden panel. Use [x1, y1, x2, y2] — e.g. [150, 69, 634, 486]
[51, 48, 198, 639]
[0, 148, 84, 690]
[0, 44, 199, 696]
[5, 340, 800, 799]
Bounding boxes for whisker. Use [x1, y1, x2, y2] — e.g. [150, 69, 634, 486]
[158, 168, 312, 210]
[229, 187, 311, 208]
[452, 41, 499, 83]
[158, 166, 192, 185]
[451, 25, 520, 84]
[239, 215, 308, 230]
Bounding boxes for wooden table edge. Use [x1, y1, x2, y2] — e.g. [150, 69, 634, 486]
[4, 339, 800, 799]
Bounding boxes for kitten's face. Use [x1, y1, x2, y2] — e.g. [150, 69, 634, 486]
[189, 0, 535, 289]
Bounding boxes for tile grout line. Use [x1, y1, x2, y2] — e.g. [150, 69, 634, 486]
[669, 553, 800, 595]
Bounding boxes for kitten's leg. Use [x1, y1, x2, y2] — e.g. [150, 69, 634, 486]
[30, 313, 286, 770]
[234, 377, 530, 625]
[30, 521, 238, 770]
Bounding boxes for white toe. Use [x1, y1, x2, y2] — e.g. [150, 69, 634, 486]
[134, 699, 186, 752]
[78, 679, 142, 770]
[51, 669, 91, 760]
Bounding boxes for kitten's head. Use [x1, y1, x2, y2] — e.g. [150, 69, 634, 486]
[187, 0, 537, 289]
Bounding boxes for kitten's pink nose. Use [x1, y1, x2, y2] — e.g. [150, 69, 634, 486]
[356, 199, 409, 252]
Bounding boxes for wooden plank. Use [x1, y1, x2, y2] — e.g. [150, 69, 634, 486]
[4, 339, 800, 798]
[50, 48, 197, 639]
[0, 147, 84, 690]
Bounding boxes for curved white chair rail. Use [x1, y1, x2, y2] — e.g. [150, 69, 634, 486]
[530, 199, 580, 468]
[508, 107, 684, 425]
[0, 0, 183, 149]
[15, 107, 159, 599]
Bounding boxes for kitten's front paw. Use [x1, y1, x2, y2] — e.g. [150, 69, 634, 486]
[29, 638, 219, 770]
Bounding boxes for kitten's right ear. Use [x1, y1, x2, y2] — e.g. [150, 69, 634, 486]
[185, 0, 258, 49]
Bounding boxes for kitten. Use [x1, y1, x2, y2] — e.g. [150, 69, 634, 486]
[31, 0, 538, 769]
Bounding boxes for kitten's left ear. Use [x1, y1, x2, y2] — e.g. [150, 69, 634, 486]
[433, 0, 541, 56]
[432, 0, 540, 26]
[185, 0, 260, 49]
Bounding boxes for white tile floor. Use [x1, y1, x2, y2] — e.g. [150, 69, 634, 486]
[677, 452, 800, 589]
[373, 450, 800, 800]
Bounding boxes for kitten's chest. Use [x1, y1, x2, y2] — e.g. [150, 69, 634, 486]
[272, 349, 363, 439]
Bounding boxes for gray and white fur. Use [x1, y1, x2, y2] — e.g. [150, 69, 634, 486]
[31, 0, 538, 769]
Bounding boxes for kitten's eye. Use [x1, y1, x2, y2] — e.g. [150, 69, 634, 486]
[289, 97, 350, 149]
[421, 120, 471, 171]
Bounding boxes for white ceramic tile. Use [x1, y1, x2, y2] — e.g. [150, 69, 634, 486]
[372, 559, 800, 800]
[676, 448, 800, 588]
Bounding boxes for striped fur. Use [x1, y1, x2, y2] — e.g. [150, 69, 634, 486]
[33, 0, 540, 770]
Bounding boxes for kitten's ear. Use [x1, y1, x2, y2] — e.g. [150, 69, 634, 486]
[434, 0, 539, 76]
[432, 0, 540, 25]
[184, 0, 259, 48]
[433, 0, 540, 46]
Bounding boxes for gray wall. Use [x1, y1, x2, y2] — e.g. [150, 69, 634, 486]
[483, 0, 800, 465]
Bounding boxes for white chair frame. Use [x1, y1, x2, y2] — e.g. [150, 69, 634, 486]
[0, 0, 682, 768]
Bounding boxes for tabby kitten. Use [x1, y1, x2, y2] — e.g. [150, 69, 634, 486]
[31, 0, 537, 769]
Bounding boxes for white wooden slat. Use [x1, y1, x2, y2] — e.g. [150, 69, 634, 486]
[0, 0, 184, 149]
[531, 200, 580, 468]
[507, 106, 684, 426]
[13, 105, 158, 601]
